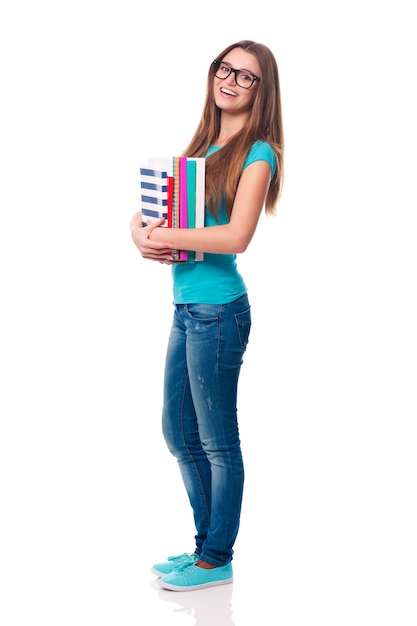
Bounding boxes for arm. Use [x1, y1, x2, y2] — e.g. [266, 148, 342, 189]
[147, 160, 272, 254]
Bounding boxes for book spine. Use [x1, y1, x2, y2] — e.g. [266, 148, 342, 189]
[167, 176, 174, 229]
[189, 158, 205, 261]
[186, 159, 197, 264]
[171, 157, 181, 261]
[179, 156, 188, 261]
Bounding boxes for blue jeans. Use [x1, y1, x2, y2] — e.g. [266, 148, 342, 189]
[162, 294, 251, 567]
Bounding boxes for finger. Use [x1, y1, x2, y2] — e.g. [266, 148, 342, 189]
[142, 252, 175, 262]
[145, 218, 166, 231]
[143, 246, 173, 255]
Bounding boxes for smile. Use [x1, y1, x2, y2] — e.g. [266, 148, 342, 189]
[220, 87, 238, 97]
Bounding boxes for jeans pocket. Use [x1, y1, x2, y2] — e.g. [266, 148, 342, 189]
[234, 307, 251, 350]
[185, 303, 220, 322]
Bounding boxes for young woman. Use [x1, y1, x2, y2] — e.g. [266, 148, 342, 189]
[130, 40, 284, 591]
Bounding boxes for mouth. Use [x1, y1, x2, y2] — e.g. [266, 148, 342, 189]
[220, 87, 238, 97]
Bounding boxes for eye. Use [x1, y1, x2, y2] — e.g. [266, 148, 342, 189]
[239, 72, 253, 84]
[220, 63, 230, 72]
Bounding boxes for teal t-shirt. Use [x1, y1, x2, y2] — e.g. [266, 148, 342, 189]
[172, 140, 276, 304]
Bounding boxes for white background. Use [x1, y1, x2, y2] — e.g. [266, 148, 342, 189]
[1, 1, 416, 624]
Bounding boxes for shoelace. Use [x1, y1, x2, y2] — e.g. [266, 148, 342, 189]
[167, 553, 197, 571]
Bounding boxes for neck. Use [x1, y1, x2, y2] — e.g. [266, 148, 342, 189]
[216, 111, 249, 146]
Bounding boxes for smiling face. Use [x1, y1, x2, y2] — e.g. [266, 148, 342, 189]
[213, 47, 261, 116]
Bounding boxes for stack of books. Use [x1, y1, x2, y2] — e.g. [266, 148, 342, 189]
[139, 156, 205, 263]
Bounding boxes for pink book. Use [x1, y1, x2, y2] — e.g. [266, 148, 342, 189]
[178, 156, 188, 261]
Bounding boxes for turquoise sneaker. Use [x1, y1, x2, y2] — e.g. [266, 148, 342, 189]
[159, 562, 233, 591]
[151, 553, 198, 577]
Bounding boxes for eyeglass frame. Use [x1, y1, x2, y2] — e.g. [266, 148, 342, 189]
[212, 59, 260, 89]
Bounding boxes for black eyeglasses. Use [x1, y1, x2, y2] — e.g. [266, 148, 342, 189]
[213, 60, 260, 89]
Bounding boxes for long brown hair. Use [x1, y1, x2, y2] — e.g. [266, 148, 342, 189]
[182, 40, 284, 219]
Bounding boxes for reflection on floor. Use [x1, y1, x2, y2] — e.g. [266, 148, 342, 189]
[151, 576, 235, 626]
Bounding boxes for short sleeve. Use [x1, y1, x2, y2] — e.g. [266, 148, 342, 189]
[243, 141, 276, 179]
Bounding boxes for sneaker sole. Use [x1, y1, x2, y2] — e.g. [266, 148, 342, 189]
[159, 577, 233, 591]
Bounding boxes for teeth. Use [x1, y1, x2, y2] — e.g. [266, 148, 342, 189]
[221, 87, 237, 96]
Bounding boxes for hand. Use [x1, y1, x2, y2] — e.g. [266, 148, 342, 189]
[130, 218, 175, 263]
